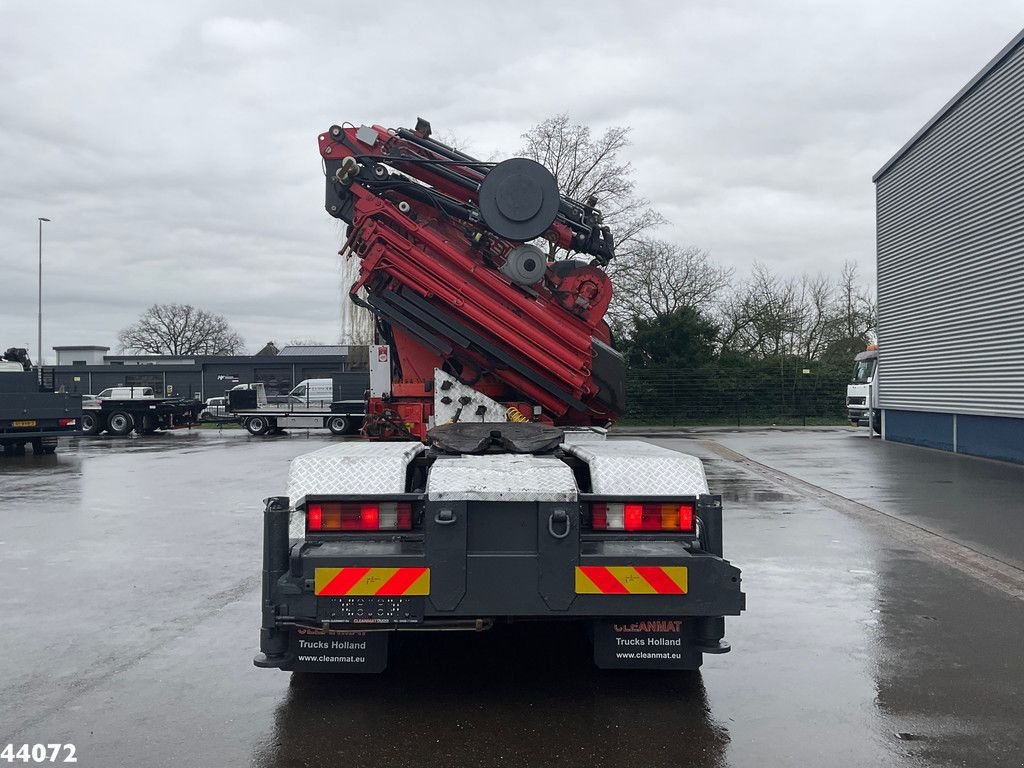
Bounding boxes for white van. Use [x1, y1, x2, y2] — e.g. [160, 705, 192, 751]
[287, 378, 334, 405]
[230, 379, 334, 406]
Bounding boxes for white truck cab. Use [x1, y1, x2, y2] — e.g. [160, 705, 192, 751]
[846, 346, 879, 432]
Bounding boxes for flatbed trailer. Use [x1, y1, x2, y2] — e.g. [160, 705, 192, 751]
[81, 397, 203, 436]
[227, 387, 365, 436]
[237, 404, 366, 436]
[0, 371, 81, 455]
[255, 430, 744, 673]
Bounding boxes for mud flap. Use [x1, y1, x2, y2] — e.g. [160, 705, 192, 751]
[591, 619, 702, 670]
[288, 627, 389, 673]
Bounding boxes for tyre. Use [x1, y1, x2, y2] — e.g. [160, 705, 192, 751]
[81, 412, 103, 436]
[327, 415, 350, 435]
[246, 416, 270, 436]
[870, 412, 881, 435]
[32, 438, 57, 455]
[107, 411, 134, 436]
[135, 413, 156, 434]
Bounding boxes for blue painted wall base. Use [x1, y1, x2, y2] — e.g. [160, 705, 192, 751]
[884, 409, 1024, 464]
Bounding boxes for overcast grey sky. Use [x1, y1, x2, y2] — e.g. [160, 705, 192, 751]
[2, 1, 1022, 360]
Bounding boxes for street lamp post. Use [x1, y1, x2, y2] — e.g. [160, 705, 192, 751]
[37, 217, 50, 371]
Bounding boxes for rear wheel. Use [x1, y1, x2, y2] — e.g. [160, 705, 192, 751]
[327, 415, 350, 435]
[81, 412, 103, 435]
[246, 416, 270, 436]
[870, 411, 881, 435]
[31, 438, 58, 455]
[107, 411, 133, 436]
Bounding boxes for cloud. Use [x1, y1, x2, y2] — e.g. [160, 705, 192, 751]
[1, 0, 1022, 361]
[200, 17, 299, 54]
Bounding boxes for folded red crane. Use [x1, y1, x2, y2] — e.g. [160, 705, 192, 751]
[319, 119, 624, 439]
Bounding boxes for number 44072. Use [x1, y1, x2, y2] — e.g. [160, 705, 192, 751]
[1, 745, 76, 763]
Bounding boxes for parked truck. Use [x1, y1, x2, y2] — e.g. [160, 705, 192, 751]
[847, 344, 879, 433]
[80, 386, 204, 436]
[227, 377, 366, 436]
[254, 120, 744, 675]
[0, 348, 81, 455]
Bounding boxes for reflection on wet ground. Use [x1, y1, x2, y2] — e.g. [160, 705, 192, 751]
[1, 430, 1022, 767]
[255, 625, 729, 768]
[714, 428, 1024, 569]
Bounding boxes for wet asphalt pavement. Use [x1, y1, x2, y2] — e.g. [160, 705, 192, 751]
[2, 428, 1023, 768]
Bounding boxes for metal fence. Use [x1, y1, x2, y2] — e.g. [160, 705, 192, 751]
[623, 366, 850, 426]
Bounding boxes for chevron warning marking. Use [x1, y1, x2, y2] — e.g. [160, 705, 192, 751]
[315, 567, 430, 596]
[575, 566, 687, 595]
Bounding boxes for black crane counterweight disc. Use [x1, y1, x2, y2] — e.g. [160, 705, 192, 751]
[478, 158, 560, 241]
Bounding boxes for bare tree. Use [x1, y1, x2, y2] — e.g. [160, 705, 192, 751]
[836, 260, 877, 343]
[792, 273, 837, 360]
[118, 304, 245, 355]
[340, 255, 376, 346]
[520, 114, 666, 258]
[608, 239, 733, 327]
[719, 264, 803, 357]
[433, 129, 474, 156]
[719, 261, 877, 361]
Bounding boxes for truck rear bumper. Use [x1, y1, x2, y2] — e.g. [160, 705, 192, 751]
[256, 497, 745, 671]
[0, 426, 80, 441]
[278, 538, 744, 620]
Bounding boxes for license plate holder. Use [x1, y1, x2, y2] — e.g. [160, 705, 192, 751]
[316, 596, 424, 624]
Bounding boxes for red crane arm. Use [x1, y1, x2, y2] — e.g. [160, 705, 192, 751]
[319, 120, 625, 437]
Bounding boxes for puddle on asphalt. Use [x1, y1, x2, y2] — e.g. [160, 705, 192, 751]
[714, 479, 798, 504]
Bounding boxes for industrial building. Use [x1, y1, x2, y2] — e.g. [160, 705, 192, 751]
[49, 345, 368, 402]
[874, 29, 1024, 463]
[52, 346, 110, 366]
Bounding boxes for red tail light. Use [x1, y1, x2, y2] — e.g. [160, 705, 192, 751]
[360, 504, 379, 530]
[306, 501, 412, 532]
[590, 502, 695, 532]
[59, 418, 76, 427]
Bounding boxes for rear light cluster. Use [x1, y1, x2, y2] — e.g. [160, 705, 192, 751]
[306, 501, 412, 532]
[58, 418, 76, 427]
[591, 502, 695, 532]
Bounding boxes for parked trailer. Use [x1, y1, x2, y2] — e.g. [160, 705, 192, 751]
[81, 387, 203, 436]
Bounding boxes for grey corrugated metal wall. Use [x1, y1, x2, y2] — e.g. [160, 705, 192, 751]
[875, 41, 1024, 419]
